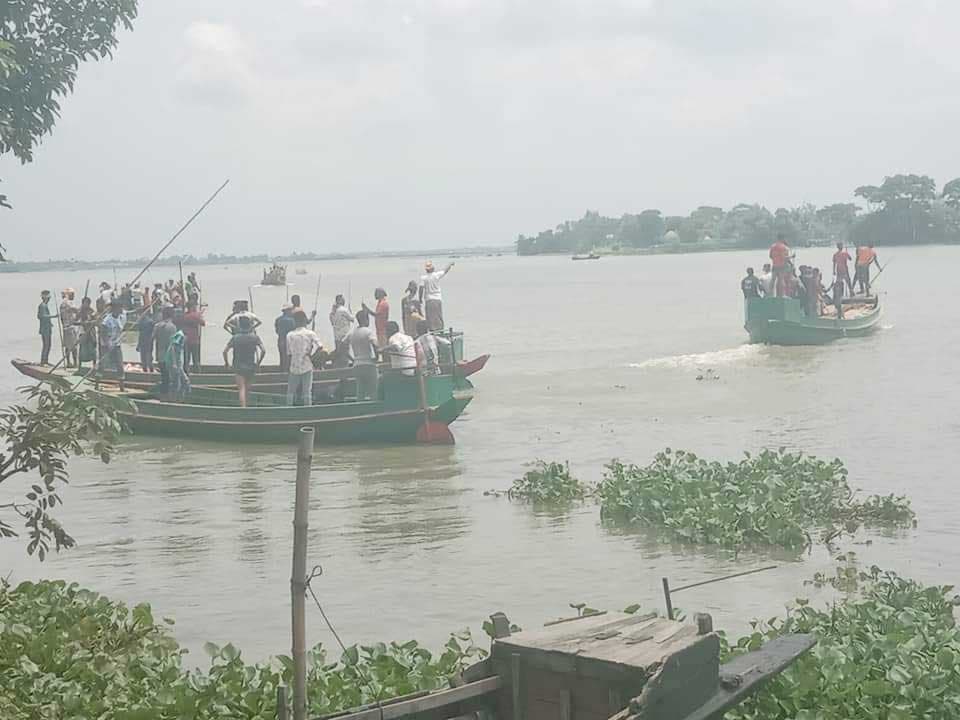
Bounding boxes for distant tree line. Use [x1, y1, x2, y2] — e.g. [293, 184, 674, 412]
[516, 174, 960, 255]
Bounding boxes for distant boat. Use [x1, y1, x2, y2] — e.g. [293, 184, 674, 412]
[295, 268, 308, 275]
[572, 253, 600, 261]
[261, 263, 287, 286]
[744, 296, 881, 345]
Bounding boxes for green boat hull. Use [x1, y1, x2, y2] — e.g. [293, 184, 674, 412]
[744, 297, 881, 346]
[12, 360, 474, 444]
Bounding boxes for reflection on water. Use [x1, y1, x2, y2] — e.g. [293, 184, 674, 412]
[1, 249, 958, 658]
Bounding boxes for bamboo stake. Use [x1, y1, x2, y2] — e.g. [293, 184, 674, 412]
[291, 427, 314, 720]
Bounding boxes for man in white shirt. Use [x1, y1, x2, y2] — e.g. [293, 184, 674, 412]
[758, 263, 774, 297]
[346, 310, 379, 400]
[419, 260, 454, 331]
[329, 294, 354, 367]
[285, 311, 322, 406]
[384, 321, 416, 377]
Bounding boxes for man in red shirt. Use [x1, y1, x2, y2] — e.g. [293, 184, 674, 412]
[768, 233, 791, 297]
[178, 301, 206, 373]
[832, 242, 853, 295]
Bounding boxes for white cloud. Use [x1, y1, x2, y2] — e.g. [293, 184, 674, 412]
[177, 21, 257, 105]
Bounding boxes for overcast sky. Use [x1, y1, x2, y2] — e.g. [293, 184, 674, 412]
[2, 0, 958, 261]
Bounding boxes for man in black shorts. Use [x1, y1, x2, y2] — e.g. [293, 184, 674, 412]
[222, 316, 265, 407]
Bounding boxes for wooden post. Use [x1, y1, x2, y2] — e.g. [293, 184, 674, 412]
[291, 427, 314, 720]
[662, 577, 674, 620]
[277, 685, 289, 720]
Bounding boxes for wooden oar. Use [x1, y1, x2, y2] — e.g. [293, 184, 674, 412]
[311, 273, 322, 331]
[414, 345, 454, 445]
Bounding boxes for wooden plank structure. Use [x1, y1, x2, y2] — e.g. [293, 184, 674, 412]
[317, 611, 814, 720]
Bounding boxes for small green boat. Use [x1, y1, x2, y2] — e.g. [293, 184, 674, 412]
[12, 360, 475, 444]
[744, 296, 881, 345]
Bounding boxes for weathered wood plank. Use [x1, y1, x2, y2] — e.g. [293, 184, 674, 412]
[675, 634, 816, 720]
[320, 676, 501, 720]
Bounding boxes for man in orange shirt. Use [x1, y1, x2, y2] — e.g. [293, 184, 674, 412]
[769, 233, 791, 297]
[854, 243, 881, 295]
[832, 242, 853, 295]
[362, 288, 390, 347]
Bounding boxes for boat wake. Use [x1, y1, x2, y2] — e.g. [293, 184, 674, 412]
[628, 344, 763, 370]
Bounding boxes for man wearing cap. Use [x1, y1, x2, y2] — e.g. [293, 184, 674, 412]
[37, 290, 55, 365]
[275, 303, 296, 372]
[419, 260, 454, 331]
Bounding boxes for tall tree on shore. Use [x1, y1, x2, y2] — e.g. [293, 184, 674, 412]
[943, 178, 960, 209]
[1, 0, 138, 213]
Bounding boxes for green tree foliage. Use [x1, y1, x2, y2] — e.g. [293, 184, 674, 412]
[516, 174, 960, 255]
[942, 178, 960, 209]
[0, 0, 138, 209]
[0, 383, 128, 559]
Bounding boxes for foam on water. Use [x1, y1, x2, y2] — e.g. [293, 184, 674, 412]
[628, 344, 764, 370]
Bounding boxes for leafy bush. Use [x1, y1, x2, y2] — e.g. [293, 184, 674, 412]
[0, 579, 484, 720]
[507, 460, 588, 503]
[596, 448, 914, 549]
[727, 567, 960, 720]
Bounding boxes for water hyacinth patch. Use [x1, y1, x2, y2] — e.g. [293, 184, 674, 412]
[0, 579, 484, 720]
[596, 448, 914, 549]
[507, 460, 589, 503]
[726, 567, 960, 720]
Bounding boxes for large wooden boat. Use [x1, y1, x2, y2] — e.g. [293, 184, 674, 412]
[261, 263, 287, 286]
[744, 295, 881, 346]
[572, 252, 600, 261]
[12, 360, 475, 444]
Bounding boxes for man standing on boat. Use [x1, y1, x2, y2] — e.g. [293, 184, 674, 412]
[854, 243, 881, 295]
[832, 242, 853, 296]
[223, 316, 265, 408]
[154, 306, 179, 393]
[346, 310, 379, 401]
[329, 294, 354, 368]
[419, 261, 454, 330]
[285, 310, 322, 407]
[768, 235, 791, 297]
[60, 288, 80, 368]
[757, 263, 774, 296]
[362, 288, 390, 347]
[99, 299, 126, 382]
[37, 290, 55, 366]
[740, 268, 762, 298]
[275, 304, 296, 373]
[179, 300, 205, 374]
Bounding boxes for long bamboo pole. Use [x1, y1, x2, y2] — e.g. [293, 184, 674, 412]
[291, 427, 314, 720]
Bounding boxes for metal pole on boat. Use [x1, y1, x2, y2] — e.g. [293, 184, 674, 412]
[291, 427, 314, 720]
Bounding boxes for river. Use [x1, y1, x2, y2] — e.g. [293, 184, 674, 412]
[1, 246, 956, 663]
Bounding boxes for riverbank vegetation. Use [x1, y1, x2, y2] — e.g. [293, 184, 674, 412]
[4, 568, 957, 719]
[727, 567, 960, 720]
[598, 449, 914, 550]
[517, 173, 960, 255]
[0, 579, 484, 720]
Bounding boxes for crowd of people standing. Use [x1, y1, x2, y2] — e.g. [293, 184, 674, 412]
[741, 234, 883, 317]
[35, 260, 458, 408]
